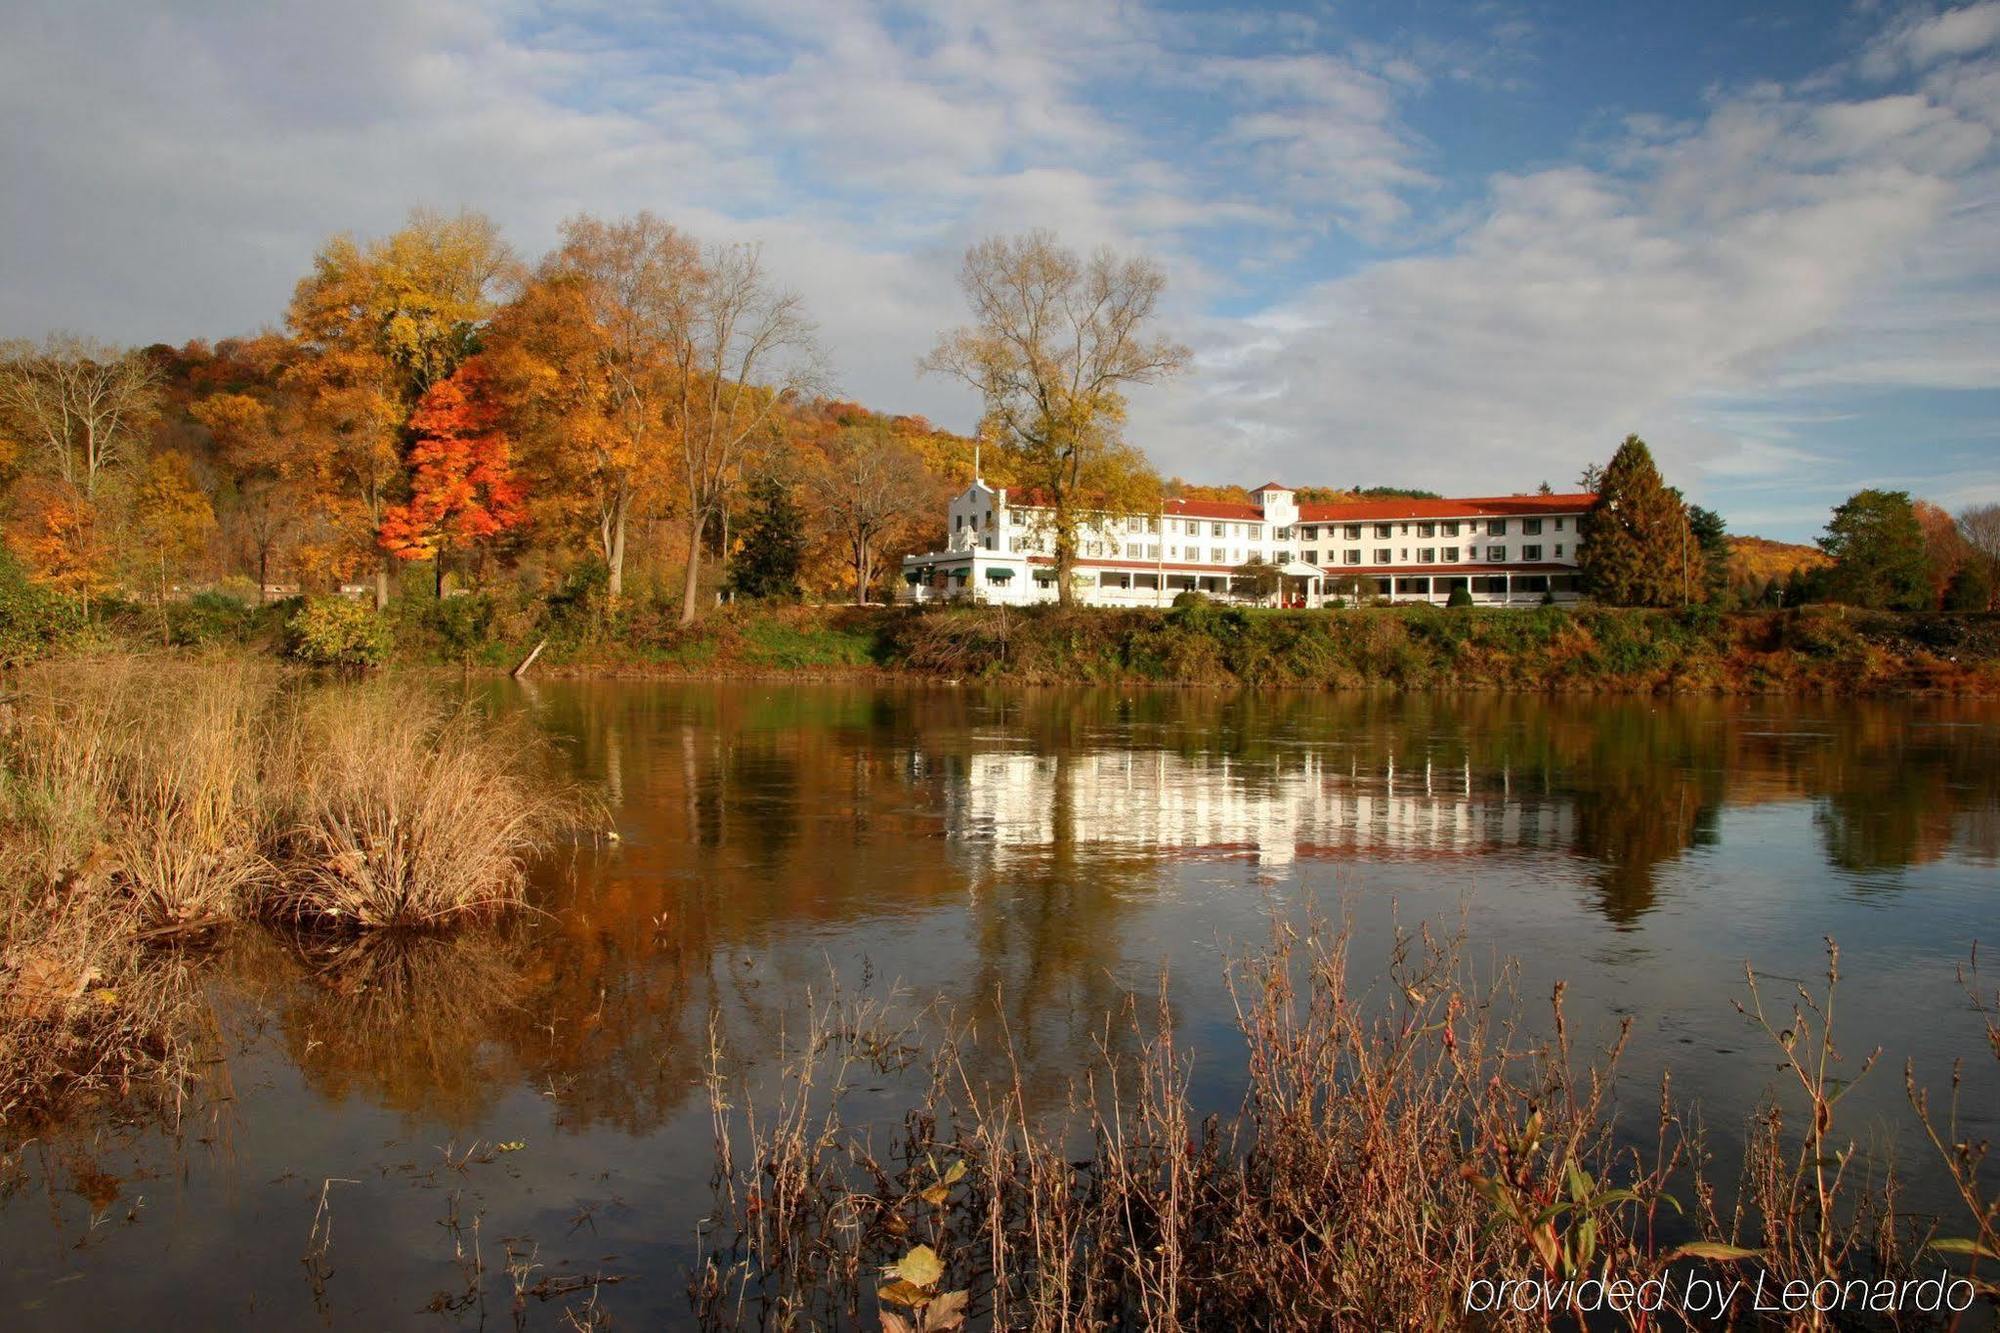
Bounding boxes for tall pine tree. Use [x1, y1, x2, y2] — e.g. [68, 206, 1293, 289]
[727, 475, 805, 601]
[1577, 435, 1700, 607]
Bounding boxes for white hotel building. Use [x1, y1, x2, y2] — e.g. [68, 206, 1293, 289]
[901, 479, 1594, 608]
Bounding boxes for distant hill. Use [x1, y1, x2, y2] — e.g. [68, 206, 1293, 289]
[1728, 535, 1828, 588]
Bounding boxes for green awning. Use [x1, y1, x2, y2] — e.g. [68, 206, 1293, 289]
[985, 567, 1014, 581]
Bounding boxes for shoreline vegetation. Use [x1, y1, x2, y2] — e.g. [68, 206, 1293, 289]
[11, 566, 1999, 696]
[699, 926, 2000, 1329]
[0, 656, 579, 1122]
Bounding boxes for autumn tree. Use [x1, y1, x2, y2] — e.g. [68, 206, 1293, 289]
[378, 359, 526, 596]
[1913, 500, 1965, 610]
[285, 209, 514, 607]
[1819, 489, 1931, 611]
[804, 420, 940, 604]
[668, 242, 823, 625]
[191, 376, 308, 599]
[492, 213, 702, 599]
[130, 450, 217, 618]
[1577, 435, 1700, 607]
[5, 478, 112, 610]
[923, 232, 1187, 607]
[0, 333, 160, 500]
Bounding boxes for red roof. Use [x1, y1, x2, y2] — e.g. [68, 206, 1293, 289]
[1297, 494, 1595, 522]
[1000, 490, 1595, 523]
[1162, 497, 1264, 519]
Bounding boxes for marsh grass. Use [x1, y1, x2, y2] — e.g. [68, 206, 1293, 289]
[0, 653, 581, 1121]
[697, 927, 1980, 1331]
[265, 686, 575, 930]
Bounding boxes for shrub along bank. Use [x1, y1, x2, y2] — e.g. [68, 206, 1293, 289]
[4, 577, 1998, 695]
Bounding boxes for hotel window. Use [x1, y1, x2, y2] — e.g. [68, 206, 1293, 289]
[1147, 517, 1159, 533]
[1418, 523, 1435, 538]
[1554, 517, 1565, 531]
[1301, 524, 1318, 540]
[1126, 516, 1144, 533]
[1210, 547, 1226, 563]
[1487, 545, 1507, 562]
[1211, 522, 1226, 537]
[1487, 519, 1507, 536]
[1522, 518, 1543, 535]
[1374, 523, 1393, 539]
[1418, 547, 1436, 563]
[1442, 547, 1460, 562]
[1344, 524, 1362, 540]
[1147, 544, 1160, 558]
[1555, 544, 1564, 557]
[1523, 544, 1543, 560]
[1277, 550, 1291, 564]
[1442, 521, 1459, 537]
[1373, 547, 1392, 563]
[1248, 524, 1262, 539]
[1400, 548, 1410, 560]
[1343, 550, 1361, 565]
[1400, 524, 1411, 536]
[1304, 550, 1318, 564]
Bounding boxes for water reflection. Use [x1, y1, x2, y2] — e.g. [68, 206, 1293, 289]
[4, 683, 1996, 1330]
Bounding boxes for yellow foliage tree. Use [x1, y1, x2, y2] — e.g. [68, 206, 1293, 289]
[284, 209, 513, 607]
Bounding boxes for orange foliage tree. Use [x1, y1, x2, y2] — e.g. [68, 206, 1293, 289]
[6, 478, 112, 610]
[378, 360, 527, 594]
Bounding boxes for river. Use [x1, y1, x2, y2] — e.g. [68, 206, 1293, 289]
[3, 683, 1997, 1327]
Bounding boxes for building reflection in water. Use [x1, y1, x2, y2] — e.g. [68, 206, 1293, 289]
[952, 749, 1576, 869]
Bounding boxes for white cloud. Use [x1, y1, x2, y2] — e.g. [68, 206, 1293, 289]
[1129, 60, 2000, 520]
[0, 0, 1996, 539]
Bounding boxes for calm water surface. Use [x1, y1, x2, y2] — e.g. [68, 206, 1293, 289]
[3, 684, 1997, 1327]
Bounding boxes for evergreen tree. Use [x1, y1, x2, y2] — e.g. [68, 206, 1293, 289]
[1819, 489, 1931, 611]
[1684, 504, 1732, 604]
[1577, 435, 1699, 607]
[728, 476, 805, 601]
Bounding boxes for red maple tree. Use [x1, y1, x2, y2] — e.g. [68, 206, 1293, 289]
[379, 358, 527, 590]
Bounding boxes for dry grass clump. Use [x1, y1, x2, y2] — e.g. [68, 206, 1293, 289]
[0, 655, 274, 928]
[263, 685, 575, 930]
[696, 927, 1974, 1331]
[1, 654, 578, 1120]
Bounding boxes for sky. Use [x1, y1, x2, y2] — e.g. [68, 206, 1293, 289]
[3, 1, 1998, 540]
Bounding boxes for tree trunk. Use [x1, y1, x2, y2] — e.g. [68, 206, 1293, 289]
[606, 498, 627, 600]
[435, 551, 445, 599]
[257, 547, 269, 604]
[1055, 528, 1076, 608]
[679, 512, 704, 625]
[853, 534, 869, 606]
[374, 555, 391, 611]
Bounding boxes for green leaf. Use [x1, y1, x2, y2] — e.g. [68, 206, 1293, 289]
[1666, 1242, 1762, 1262]
[1928, 1238, 2000, 1260]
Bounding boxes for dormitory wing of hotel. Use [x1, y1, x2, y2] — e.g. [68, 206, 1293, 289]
[903, 481, 1593, 607]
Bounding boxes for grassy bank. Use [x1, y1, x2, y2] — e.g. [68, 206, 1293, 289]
[0, 656, 577, 1121]
[14, 562, 2000, 694]
[700, 927, 2000, 1330]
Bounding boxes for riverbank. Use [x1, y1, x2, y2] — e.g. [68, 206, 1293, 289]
[334, 597, 2000, 696]
[10, 564, 2000, 694]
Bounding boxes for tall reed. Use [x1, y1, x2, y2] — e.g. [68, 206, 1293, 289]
[696, 924, 1961, 1331]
